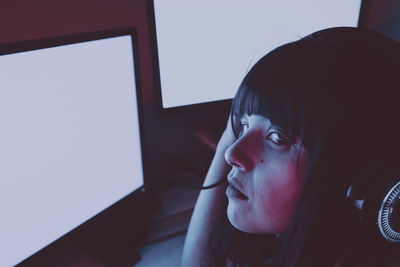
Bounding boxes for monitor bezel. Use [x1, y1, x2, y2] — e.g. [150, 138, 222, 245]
[357, 0, 369, 29]
[0, 27, 150, 266]
[148, 0, 367, 116]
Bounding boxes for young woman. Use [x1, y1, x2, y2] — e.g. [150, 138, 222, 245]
[181, 27, 400, 266]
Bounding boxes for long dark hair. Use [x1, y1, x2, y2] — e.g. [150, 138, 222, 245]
[209, 27, 400, 266]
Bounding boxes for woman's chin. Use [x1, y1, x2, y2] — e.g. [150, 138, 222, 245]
[227, 203, 284, 234]
[227, 203, 260, 233]
[227, 213, 249, 232]
[227, 201, 249, 231]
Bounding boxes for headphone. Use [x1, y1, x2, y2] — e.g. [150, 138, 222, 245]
[346, 169, 400, 244]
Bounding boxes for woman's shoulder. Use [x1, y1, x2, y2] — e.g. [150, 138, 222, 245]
[355, 251, 400, 267]
[335, 245, 400, 267]
[382, 256, 400, 267]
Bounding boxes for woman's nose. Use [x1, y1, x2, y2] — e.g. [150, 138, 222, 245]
[224, 134, 258, 171]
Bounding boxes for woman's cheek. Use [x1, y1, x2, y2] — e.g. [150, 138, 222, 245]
[257, 166, 301, 216]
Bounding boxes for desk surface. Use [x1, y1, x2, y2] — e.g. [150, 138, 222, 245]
[136, 233, 186, 267]
[134, 184, 199, 266]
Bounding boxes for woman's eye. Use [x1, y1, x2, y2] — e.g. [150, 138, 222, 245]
[267, 132, 290, 146]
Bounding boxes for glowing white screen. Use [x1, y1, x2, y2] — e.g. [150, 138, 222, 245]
[154, 0, 363, 108]
[0, 35, 144, 266]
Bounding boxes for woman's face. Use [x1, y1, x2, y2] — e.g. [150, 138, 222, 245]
[225, 114, 308, 234]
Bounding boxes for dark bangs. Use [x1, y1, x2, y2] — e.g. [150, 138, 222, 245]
[230, 42, 316, 148]
[231, 76, 301, 140]
[230, 37, 339, 153]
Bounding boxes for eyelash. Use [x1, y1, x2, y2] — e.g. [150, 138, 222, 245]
[239, 123, 291, 146]
[268, 132, 290, 146]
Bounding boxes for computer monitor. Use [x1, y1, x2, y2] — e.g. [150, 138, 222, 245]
[0, 28, 147, 266]
[149, 0, 365, 111]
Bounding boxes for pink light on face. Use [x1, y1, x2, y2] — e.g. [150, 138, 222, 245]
[225, 115, 308, 234]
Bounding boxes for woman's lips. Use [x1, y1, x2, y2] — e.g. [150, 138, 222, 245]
[227, 172, 249, 200]
[226, 183, 248, 200]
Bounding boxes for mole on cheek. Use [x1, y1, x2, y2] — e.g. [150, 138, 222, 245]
[260, 159, 264, 163]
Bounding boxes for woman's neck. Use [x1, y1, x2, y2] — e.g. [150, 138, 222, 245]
[334, 245, 352, 267]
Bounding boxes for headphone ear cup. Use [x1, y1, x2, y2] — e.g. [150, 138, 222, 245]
[347, 173, 400, 244]
[376, 180, 400, 243]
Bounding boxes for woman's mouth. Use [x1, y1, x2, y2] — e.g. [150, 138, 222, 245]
[226, 184, 248, 200]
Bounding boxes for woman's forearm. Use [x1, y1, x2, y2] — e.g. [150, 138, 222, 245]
[181, 146, 230, 267]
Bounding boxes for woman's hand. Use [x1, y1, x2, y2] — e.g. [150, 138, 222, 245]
[216, 115, 237, 154]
